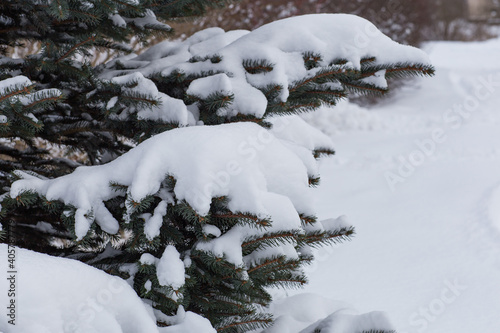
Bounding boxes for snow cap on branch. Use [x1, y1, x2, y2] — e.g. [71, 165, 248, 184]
[10, 121, 324, 241]
[104, 14, 433, 123]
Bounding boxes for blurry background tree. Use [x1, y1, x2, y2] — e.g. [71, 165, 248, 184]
[171, 0, 500, 45]
[5, 0, 499, 64]
[468, 0, 500, 22]
[166, 0, 497, 106]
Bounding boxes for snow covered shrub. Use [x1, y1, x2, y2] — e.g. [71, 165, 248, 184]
[0, 1, 434, 331]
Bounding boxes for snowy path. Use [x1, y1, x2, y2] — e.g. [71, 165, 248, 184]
[299, 38, 500, 333]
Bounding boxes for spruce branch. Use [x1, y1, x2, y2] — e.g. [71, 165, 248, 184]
[215, 314, 273, 333]
[289, 67, 347, 93]
[55, 35, 97, 63]
[0, 85, 33, 103]
[242, 59, 274, 74]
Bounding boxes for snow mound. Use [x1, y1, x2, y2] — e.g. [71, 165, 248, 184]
[0, 245, 158, 333]
[300, 100, 387, 135]
[158, 310, 216, 333]
[256, 293, 394, 333]
[157, 245, 185, 291]
[488, 184, 500, 234]
[269, 115, 334, 152]
[0, 245, 214, 333]
[300, 310, 394, 333]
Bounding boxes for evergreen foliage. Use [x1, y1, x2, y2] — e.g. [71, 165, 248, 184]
[0, 0, 230, 250]
[0, 3, 434, 332]
[0, 0, 229, 188]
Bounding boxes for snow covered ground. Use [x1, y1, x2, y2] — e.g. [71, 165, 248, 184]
[294, 37, 500, 333]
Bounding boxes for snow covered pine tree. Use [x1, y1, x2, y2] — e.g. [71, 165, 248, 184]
[0, 1, 434, 332]
[0, 0, 230, 252]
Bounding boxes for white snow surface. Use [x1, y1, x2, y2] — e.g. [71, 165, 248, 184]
[140, 253, 157, 266]
[143, 200, 168, 240]
[0, 245, 158, 333]
[158, 311, 216, 333]
[157, 245, 185, 290]
[0, 76, 30, 94]
[251, 293, 394, 333]
[0, 246, 214, 332]
[269, 115, 334, 153]
[294, 37, 500, 333]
